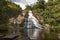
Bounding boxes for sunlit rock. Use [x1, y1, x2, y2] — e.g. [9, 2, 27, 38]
[9, 17, 15, 24]
[16, 15, 25, 24]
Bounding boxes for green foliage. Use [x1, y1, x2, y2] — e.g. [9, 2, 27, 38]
[41, 1, 60, 26]
[26, 5, 32, 10]
[0, 0, 22, 25]
[37, 0, 45, 10]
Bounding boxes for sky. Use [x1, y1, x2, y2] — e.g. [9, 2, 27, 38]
[11, 0, 48, 10]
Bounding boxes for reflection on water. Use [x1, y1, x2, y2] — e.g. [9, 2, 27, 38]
[24, 10, 43, 40]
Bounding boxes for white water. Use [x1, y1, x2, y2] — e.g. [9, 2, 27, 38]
[24, 10, 43, 39]
[28, 11, 43, 29]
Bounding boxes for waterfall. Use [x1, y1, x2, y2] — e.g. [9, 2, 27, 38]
[24, 10, 43, 40]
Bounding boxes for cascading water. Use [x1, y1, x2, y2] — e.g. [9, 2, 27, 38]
[24, 10, 43, 40]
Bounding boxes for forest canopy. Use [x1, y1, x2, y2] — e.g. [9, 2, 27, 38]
[0, 0, 22, 25]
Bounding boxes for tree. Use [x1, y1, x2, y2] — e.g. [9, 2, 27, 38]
[26, 5, 33, 10]
[0, 0, 22, 25]
[37, 0, 45, 10]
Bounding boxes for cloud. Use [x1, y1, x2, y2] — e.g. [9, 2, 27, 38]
[26, 0, 37, 5]
[11, 0, 48, 10]
[12, 0, 20, 2]
[45, 0, 48, 2]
